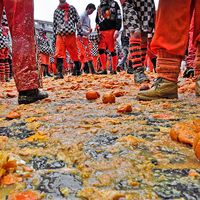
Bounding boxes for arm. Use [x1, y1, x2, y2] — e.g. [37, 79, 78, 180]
[72, 6, 83, 36]
[115, 2, 122, 31]
[53, 10, 58, 45]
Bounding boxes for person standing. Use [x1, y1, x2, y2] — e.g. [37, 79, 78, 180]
[120, 0, 155, 83]
[0, 1, 48, 104]
[96, 0, 122, 75]
[53, 0, 83, 78]
[0, 22, 10, 82]
[77, 3, 96, 74]
[137, 0, 200, 100]
[37, 29, 52, 78]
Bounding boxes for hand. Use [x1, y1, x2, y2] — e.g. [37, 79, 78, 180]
[114, 30, 119, 40]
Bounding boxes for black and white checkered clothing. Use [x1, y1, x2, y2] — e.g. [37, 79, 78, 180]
[122, 0, 155, 35]
[50, 56, 54, 64]
[91, 42, 98, 57]
[0, 27, 9, 50]
[89, 31, 100, 43]
[37, 35, 52, 55]
[53, 5, 83, 37]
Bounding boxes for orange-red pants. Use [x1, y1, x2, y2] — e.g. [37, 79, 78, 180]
[99, 29, 116, 52]
[0, 48, 9, 82]
[55, 34, 79, 62]
[152, 0, 200, 56]
[151, 0, 200, 81]
[0, 48, 8, 59]
[99, 29, 118, 71]
[77, 37, 92, 63]
[0, 0, 39, 91]
[39, 53, 50, 66]
[186, 14, 197, 68]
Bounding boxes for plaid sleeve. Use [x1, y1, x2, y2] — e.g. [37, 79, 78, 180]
[71, 6, 83, 36]
[53, 10, 58, 39]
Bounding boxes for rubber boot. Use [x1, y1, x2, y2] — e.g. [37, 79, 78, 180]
[88, 60, 96, 74]
[55, 58, 64, 79]
[83, 62, 90, 74]
[72, 61, 82, 76]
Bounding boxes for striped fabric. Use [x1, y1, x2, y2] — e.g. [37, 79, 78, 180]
[129, 37, 142, 69]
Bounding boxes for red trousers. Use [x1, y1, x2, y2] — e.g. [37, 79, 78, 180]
[77, 37, 92, 63]
[39, 53, 50, 66]
[0, 0, 39, 91]
[99, 30, 118, 71]
[151, 0, 200, 81]
[152, 0, 200, 56]
[186, 14, 197, 68]
[55, 34, 79, 62]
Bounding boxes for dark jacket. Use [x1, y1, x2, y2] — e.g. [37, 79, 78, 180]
[96, 0, 122, 31]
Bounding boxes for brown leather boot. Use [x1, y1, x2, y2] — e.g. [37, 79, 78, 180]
[137, 78, 178, 101]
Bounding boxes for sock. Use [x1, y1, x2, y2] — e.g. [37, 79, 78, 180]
[112, 55, 118, 71]
[100, 53, 107, 70]
[129, 37, 142, 69]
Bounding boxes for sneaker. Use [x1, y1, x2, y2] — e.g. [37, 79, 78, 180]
[137, 78, 178, 101]
[18, 89, 48, 104]
[134, 67, 150, 84]
[97, 70, 107, 75]
[196, 77, 200, 97]
[54, 73, 64, 79]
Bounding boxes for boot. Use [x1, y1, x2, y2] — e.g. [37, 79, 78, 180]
[88, 61, 96, 74]
[18, 89, 48, 104]
[127, 61, 134, 74]
[55, 58, 64, 79]
[72, 61, 82, 76]
[45, 65, 53, 77]
[137, 78, 178, 101]
[97, 70, 107, 75]
[196, 77, 200, 97]
[83, 62, 90, 74]
[134, 67, 150, 84]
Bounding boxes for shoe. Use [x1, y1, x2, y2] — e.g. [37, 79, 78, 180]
[137, 78, 178, 101]
[134, 67, 150, 84]
[196, 77, 200, 97]
[54, 73, 64, 79]
[110, 71, 117, 75]
[117, 66, 121, 72]
[127, 67, 134, 74]
[88, 61, 96, 74]
[83, 62, 90, 74]
[97, 70, 107, 75]
[18, 89, 48, 104]
[46, 73, 53, 77]
[183, 67, 194, 78]
[72, 61, 82, 76]
[55, 58, 64, 79]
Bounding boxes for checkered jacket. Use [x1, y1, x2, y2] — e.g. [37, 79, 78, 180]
[96, 0, 122, 31]
[53, 5, 83, 37]
[0, 27, 9, 50]
[122, 0, 155, 35]
[37, 35, 52, 55]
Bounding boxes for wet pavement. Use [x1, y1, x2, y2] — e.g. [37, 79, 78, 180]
[0, 73, 200, 199]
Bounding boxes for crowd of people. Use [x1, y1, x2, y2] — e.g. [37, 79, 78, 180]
[0, 0, 200, 104]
